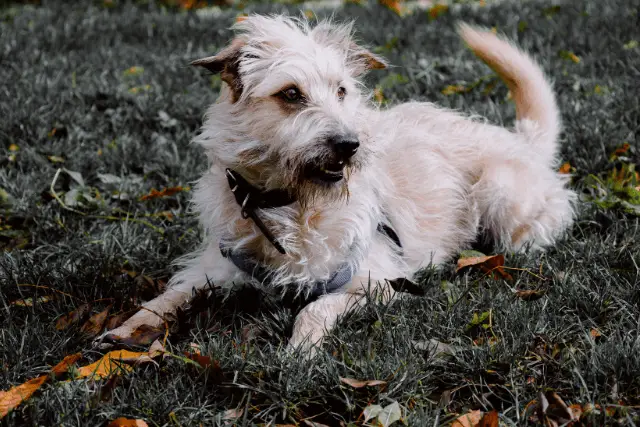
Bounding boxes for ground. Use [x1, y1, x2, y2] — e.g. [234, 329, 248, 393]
[1, 0, 640, 426]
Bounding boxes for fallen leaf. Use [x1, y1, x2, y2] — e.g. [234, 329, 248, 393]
[442, 84, 467, 95]
[105, 309, 137, 331]
[515, 289, 547, 301]
[380, 0, 403, 15]
[623, 40, 638, 50]
[428, 3, 449, 20]
[222, 408, 244, 421]
[559, 50, 581, 63]
[8, 144, 19, 152]
[590, 328, 602, 339]
[148, 339, 165, 358]
[0, 375, 48, 418]
[569, 404, 583, 421]
[80, 305, 112, 337]
[559, 162, 571, 174]
[47, 155, 65, 164]
[339, 377, 387, 388]
[51, 353, 82, 377]
[235, 14, 248, 23]
[363, 404, 383, 423]
[123, 66, 144, 77]
[139, 186, 189, 201]
[377, 401, 402, 427]
[74, 349, 159, 380]
[456, 252, 512, 280]
[108, 418, 149, 427]
[452, 410, 483, 427]
[114, 324, 165, 347]
[183, 351, 225, 383]
[478, 410, 499, 427]
[10, 296, 53, 306]
[183, 351, 214, 369]
[56, 303, 91, 330]
[536, 391, 576, 425]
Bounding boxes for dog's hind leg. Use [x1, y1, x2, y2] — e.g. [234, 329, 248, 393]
[93, 243, 239, 348]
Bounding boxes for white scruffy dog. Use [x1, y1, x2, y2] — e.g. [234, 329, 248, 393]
[98, 15, 575, 350]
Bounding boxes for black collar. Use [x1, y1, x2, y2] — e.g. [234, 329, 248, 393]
[225, 168, 297, 254]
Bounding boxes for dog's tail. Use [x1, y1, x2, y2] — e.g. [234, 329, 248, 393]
[458, 23, 560, 161]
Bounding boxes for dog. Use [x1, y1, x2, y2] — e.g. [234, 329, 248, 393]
[96, 15, 575, 350]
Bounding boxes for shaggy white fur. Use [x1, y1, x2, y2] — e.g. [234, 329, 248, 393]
[96, 15, 575, 350]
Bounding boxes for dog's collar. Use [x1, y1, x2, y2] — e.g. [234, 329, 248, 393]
[220, 242, 358, 298]
[225, 168, 297, 254]
[220, 220, 403, 299]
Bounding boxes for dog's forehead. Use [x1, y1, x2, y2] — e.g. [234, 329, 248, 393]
[243, 34, 350, 97]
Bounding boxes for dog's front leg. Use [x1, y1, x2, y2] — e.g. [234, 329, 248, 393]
[289, 292, 362, 351]
[94, 243, 239, 347]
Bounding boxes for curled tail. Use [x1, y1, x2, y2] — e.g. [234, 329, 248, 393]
[457, 23, 560, 161]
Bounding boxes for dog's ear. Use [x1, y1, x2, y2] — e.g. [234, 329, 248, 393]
[191, 38, 246, 102]
[349, 44, 388, 76]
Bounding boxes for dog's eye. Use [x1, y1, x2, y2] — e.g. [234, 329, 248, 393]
[337, 86, 347, 100]
[279, 87, 303, 103]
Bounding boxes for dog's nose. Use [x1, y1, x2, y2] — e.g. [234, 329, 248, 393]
[330, 135, 360, 160]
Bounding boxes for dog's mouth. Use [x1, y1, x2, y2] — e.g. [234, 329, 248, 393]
[306, 161, 345, 183]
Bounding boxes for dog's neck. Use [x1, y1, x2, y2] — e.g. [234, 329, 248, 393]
[224, 168, 297, 254]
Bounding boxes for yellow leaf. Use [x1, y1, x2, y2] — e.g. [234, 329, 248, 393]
[0, 375, 48, 418]
[10, 296, 53, 307]
[442, 84, 467, 95]
[47, 155, 65, 163]
[51, 353, 82, 376]
[74, 349, 156, 380]
[623, 40, 638, 50]
[8, 144, 19, 152]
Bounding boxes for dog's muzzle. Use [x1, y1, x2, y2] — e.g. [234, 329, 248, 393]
[306, 133, 360, 183]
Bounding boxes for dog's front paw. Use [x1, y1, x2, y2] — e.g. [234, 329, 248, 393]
[92, 310, 165, 349]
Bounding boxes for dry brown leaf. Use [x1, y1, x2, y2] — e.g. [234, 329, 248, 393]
[183, 352, 224, 384]
[113, 324, 165, 347]
[456, 254, 513, 280]
[105, 309, 137, 331]
[51, 353, 82, 377]
[478, 410, 499, 427]
[452, 410, 483, 427]
[0, 375, 48, 418]
[139, 186, 188, 201]
[339, 377, 387, 388]
[590, 328, 602, 339]
[380, 0, 402, 15]
[80, 305, 112, 337]
[428, 3, 449, 20]
[515, 289, 547, 301]
[107, 418, 149, 427]
[183, 351, 214, 369]
[56, 303, 91, 330]
[569, 404, 583, 421]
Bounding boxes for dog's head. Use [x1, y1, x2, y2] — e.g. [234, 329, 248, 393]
[192, 15, 387, 201]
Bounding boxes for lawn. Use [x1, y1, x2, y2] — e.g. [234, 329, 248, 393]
[1, 0, 640, 425]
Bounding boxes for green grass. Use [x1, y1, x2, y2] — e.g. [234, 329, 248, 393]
[1, 0, 640, 425]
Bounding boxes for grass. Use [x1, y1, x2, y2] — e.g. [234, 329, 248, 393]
[1, 0, 640, 425]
